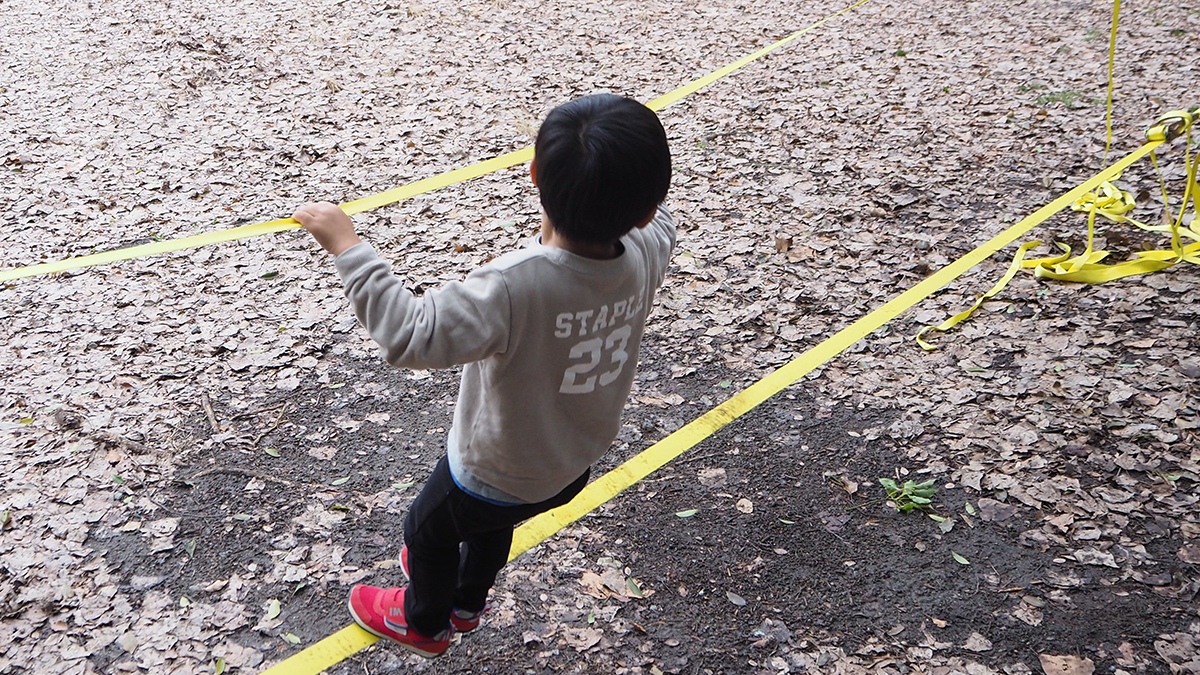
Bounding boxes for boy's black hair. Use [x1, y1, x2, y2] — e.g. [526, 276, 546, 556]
[534, 94, 671, 245]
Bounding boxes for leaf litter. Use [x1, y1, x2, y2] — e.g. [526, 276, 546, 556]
[1, 0, 1199, 673]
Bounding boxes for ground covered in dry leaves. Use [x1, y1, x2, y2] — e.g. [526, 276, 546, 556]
[2, 0, 1199, 673]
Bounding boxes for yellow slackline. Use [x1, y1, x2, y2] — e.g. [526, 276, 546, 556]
[916, 111, 1197, 349]
[257, 137, 1161, 675]
[1102, 0, 1121, 164]
[0, 151, 533, 283]
[915, 0, 1200, 349]
[0, 0, 873, 285]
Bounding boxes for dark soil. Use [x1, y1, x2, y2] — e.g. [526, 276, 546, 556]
[85, 334, 1195, 674]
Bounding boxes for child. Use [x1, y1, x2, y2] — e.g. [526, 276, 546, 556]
[293, 93, 675, 657]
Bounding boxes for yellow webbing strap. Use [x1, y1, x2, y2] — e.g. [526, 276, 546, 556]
[1025, 112, 1200, 282]
[0, 149, 535, 283]
[915, 0, 1199, 349]
[1102, 0, 1121, 164]
[918, 106, 1197, 349]
[256, 134, 1162, 675]
[914, 240, 1049, 350]
[0, 0, 873, 285]
[1044, 110, 1200, 279]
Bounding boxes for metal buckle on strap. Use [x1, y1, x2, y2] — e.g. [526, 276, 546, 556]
[1146, 108, 1196, 142]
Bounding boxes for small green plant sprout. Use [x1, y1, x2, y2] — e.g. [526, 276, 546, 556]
[1036, 90, 1082, 107]
[879, 477, 938, 513]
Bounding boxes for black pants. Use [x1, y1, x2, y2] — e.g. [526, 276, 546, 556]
[402, 456, 589, 636]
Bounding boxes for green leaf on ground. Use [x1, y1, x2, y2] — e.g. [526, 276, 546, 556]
[391, 481, 415, 491]
[965, 502, 976, 516]
[880, 476, 938, 512]
[674, 509, 698, 518]
[331, 476, 350, 486]
[284, 633, 301, 644]
[215, 658, 226, 675]
[265, 448, 281, 457]
[265, 598, 281, 621]
[952, 551, 971, 565]
[184, 539, 196, 558]
[627, 578, 644, 598]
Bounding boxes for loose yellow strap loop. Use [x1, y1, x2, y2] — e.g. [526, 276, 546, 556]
[915, 0, 1195, 350]
[918, 110, 1197, 349]
[1044, 114, 1198, 282]
[915, 240, 1044, 350]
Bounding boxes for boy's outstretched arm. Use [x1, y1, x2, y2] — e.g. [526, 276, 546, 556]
[293, 200, 510, 370]
[293, 201, 362, 256]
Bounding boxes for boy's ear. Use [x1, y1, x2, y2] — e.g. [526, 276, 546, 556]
[530, 160, 538, 186]
[634, 207, 657, 229]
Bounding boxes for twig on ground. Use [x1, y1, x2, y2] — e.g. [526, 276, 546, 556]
[189, 466, 297, 488]
[253, 404, 290, 446]
[232, 402, 289, 421]
[201, 393, 221, 433]
[91, 430, 153, 458]
[143, 494, 223, 519]
[675, 451, 726, 466]
[997, 581, 1043, 593]
[846, 498, 887, 511]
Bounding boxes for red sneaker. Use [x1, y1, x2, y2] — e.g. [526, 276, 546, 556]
[346, 585, 450, 658]
[399, 545, 489, 633]
[450, 606, 488, 633]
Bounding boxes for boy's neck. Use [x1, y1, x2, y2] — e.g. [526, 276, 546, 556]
[539, 214, 621, 260]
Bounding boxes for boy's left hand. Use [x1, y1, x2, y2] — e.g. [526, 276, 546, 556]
[293, 201, 362, 256]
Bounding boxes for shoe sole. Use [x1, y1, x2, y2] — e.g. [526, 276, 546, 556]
[345, 590, 446, 658]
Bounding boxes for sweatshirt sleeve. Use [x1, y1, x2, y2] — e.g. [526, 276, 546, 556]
[333, 243, 511, 370]
[641, 203, 677, 289]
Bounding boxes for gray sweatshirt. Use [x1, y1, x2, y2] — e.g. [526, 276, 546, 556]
[334, 205, 676, 503]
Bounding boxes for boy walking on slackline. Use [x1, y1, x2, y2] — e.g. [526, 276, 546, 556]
[292, 93, 675, 657]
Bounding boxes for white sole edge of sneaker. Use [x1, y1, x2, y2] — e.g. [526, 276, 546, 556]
[344, 592, 445, 659]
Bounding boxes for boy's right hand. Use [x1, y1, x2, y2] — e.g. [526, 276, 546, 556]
[293, 201, 363, 256]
